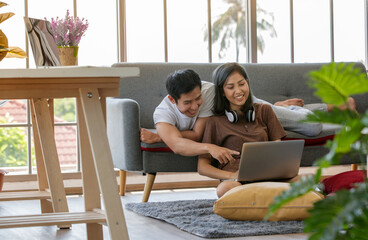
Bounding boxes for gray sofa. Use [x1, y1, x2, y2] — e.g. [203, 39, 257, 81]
[107, 62, 368, 202]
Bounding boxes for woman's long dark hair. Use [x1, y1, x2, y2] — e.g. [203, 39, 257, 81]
[212, 62, 253, 116]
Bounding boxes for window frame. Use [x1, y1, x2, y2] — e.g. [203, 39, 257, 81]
[1, 0, 367, 176]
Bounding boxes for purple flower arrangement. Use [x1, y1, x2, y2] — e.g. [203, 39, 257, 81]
[47, 10, 89, 47]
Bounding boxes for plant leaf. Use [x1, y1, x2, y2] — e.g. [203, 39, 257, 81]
[304, 181, 368, 240]
[362, 110, 368, 127]
[333, 118, 365, 154]
[0, 29, 8, 47]
[314, 157, 332, 168]
[0, 12, 14, 24]
[308, 62, 368, 106]
[345, 208, 368, 240]
[6, 47, 27, 58]
[0, 45, 9, 52]
[0, 2, 7, 8]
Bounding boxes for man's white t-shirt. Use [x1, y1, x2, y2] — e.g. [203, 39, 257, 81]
[153, 81, 215, 131]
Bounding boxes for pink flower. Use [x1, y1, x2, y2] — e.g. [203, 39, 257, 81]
[46, 9, 89, 47]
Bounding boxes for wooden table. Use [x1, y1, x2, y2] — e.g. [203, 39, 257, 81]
[0, 66, 139, 239]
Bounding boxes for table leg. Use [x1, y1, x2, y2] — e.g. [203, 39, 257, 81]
[77, 98, 103, 240]
[30, 100, 52, 213]
[78, 88, 129, 240]
[31, 99, 69, 223]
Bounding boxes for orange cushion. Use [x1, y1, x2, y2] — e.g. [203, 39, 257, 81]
[213, 182, 324, 221]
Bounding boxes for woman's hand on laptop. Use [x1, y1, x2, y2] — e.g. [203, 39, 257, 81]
[208, 145, 239, 164]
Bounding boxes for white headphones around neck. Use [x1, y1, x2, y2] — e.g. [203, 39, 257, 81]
[225, 106, 255, 123]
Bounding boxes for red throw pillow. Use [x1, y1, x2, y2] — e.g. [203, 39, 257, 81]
[321, 170, 366, 195]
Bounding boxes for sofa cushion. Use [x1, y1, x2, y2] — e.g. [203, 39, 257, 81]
[142, 150, 198, 172]
[213, 182, 324, 221]
[321, 170, 367, 194]
[283, 123, 340, 146]
[283, 135, 335, 146]
[141, 142, 172, 152]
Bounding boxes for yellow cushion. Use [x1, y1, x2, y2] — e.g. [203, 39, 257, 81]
[213, 182, 324, 221]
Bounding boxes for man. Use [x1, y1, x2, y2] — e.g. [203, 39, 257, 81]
[141, 69, 239, 164]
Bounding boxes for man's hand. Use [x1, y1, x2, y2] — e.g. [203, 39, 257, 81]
[140, 128, 162, 143]
[208, 145, 239, 165]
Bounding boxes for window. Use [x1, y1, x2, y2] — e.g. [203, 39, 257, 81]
[0, 1, 366, 66]
[0, 0, 367, 175]
[334, 0, 365, 63]
[257, 0, 291, 63]
[77, 0, 118, 66]
[293, 0, 331, 63]
[126, 0, 165, 62]
[167, 0, 208, 62]
[0, 100, 29, 174]
[211, 0, 248, 62]
[0, 99, 78, 174]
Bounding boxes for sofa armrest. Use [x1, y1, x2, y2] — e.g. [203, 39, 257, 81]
[107, 98, 143, 171]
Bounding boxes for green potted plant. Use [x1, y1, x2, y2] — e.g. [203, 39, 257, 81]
[267, 62, 368, 240]
[0, 2, 26, 61]
[47, 10, 89, 66]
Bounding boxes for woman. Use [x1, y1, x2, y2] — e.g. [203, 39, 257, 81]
[197, 62, 286, 197]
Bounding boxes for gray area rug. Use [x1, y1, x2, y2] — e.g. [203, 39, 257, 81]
[125, 199, 304, 238]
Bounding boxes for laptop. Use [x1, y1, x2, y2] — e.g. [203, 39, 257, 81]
[237, 140, 304, 182]
[24, 17, 61, 67]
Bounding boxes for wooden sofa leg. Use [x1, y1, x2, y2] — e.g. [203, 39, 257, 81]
[351, 164, 358, 171]
[119, 170, 127, 196]
[142, 173, 156, 202]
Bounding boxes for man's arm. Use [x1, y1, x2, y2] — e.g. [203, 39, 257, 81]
[156, 122, 239, 164]
[140, 117, 208, 143]
[179, 117, 208, 142]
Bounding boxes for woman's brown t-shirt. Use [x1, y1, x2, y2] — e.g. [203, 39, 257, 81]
[202, 103, 286, 172]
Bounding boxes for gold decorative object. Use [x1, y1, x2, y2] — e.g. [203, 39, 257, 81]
[0, 2, 26, 62]
[57, 46, 78, 66]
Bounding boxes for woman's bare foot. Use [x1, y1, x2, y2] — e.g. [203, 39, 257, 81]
[327, 97, 357, 112]
[346, 97, 357, 112]
[274, 98, 304, 107]
[140, 128, 162, 143]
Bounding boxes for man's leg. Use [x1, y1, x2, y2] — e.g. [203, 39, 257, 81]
[271, 105, 323, 137]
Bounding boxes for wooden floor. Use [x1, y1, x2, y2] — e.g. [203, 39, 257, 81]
[0, 188, 310, 240]
[0, 166, 353, 240]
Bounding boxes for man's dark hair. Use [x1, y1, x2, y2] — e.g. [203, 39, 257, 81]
[166, 69, 202, 102]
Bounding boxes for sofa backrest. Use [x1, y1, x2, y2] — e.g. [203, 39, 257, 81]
[112, 62, 367, 129]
